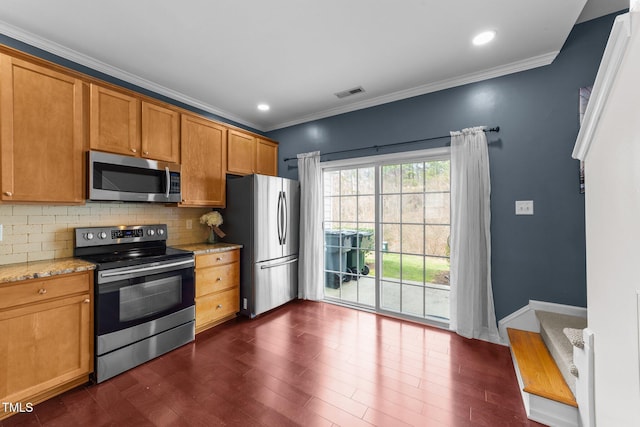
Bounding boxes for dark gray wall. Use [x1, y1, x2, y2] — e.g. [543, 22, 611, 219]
[267, 13, 621, 320]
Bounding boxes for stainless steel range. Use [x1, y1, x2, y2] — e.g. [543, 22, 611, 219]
[74, 224, 195, 383]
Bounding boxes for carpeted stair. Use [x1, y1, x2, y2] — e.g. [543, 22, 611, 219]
[535, 310, 587, 395]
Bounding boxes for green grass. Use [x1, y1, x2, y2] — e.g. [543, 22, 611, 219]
[365, 252, 449, 284]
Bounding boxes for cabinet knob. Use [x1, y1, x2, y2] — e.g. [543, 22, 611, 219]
[83, 299, 90, 304]
[216, 304, 223, 309]
[216, 277, 222, 281]
[143, 151, 149, 155]
[38, 288, 47, 295]
[216, 257, 223, 261]
[130, 148, 137, 153]
[3, 191, 12, 197]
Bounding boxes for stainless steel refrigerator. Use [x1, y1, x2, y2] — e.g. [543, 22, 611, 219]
[224, 174, 299, 317]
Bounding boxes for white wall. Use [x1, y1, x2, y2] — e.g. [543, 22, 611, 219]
[583, 11, 640, 425]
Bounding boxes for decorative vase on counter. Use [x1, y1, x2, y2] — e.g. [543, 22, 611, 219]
[207, 228, 218, 244]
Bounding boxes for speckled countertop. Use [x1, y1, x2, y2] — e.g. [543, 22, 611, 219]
[0, 258, 96, 284]
[173, 242, 242, 255]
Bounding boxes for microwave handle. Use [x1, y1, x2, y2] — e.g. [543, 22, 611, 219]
[165, 167, 170, 199]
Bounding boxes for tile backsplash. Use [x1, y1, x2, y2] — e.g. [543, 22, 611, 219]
[0, 202, 212, 265]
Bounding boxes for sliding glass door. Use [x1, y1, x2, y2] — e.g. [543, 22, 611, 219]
[322, 149, 451, 325]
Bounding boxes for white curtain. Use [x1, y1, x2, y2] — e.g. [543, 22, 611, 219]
[449, 127, 499, 342]
[297, 151, 324, 300]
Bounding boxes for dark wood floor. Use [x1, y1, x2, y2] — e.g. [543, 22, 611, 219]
[2, 300, 545, 427]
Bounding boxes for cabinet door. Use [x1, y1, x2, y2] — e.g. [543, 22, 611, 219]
[141, 101, 180, 163]
[0, 294, 92, 404]
[180, 114, 226, 207]
[227, 129, 256, 175]
[0, 55, 85, 203]
[256, 138, 278, 176]
[90, 83, 140, 156]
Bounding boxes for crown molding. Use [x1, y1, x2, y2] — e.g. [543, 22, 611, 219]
[265, 51, 558, 131]
[572, 13, 631, 160]
[0, 19, 262, 131]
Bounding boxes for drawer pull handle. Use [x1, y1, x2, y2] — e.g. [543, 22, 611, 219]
[38, 288, 47, 295]
[216, 257, 223, 261]
[83, 299, 90, 304]
[217, 304, 223, 309]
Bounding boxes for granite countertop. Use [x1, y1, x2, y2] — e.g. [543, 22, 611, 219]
[0, 258, 96, 284]
[174, 242, 243, 255]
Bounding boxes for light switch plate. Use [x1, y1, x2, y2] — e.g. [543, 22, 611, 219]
[186, 219, 192, 230]
[515, 200, 534, 215]
[0, 224, 3, 241]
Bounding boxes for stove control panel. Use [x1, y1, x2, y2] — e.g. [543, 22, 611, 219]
[75, 224, 168, 248]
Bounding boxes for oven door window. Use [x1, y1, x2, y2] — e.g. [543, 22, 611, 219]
[97, 267, 194, 335]
[119, 276, 182, 322]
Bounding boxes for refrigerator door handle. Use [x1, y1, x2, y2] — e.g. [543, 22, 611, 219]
[276, 191, 283, 245]
[282, 191, 288, 245]
[260, 258, 298, 269]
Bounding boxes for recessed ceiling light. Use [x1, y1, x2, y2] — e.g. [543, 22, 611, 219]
[257, 103, 270, 111]
[472, 30, 496, 46]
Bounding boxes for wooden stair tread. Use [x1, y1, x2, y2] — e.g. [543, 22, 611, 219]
[507, 328, 577, 407]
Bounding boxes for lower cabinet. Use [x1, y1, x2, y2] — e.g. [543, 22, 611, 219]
[0, 271, 93, 420]
[195, 249, 240, 333]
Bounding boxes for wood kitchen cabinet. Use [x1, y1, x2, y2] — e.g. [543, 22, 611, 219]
[141, 101, 180, 163]
[227, 130, 279, 177]
[180, 114, 227, 207]
[227, 129, 256, 175]
[90, 83, 180, 163]
[90, 83, 140, 156]
[0, 54, 85, 204]
[256, 138, 278, 176]
[0, 271, 93, 419]
[194, 249, 240, 333]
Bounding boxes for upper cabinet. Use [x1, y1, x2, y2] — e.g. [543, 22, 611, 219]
[0, 54, 85, 204]
[90, 83, 180, 164]
[227, 129, 255, 175]
[227, 130, 278, 177]
[89, 84, 140, 156]
[180, 114, 226, 207]
[256, 138, 278, 176]
[141, 101, 180, 163]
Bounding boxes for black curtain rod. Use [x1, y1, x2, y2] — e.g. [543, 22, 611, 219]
[283, 126, 500, 162]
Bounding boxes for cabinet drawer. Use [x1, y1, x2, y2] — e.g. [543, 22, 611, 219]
[195, 250, 239, 269]
[0, 272, 90, 310]
[195, 287, 239, 327]
[196, 262, 239, 297]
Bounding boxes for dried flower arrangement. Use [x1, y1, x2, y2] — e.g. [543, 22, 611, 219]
[200, 211, 226, 242]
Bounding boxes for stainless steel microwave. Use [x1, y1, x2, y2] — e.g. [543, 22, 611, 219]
[88, 151, 181, 203]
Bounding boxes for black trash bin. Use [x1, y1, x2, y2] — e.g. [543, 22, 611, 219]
[324, 230, 356, 289]
[346, 230, 373, 278]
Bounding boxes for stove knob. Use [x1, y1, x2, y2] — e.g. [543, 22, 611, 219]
[157, 228, 165, 236]
[85, 232, 94, 240]
[147, 229, 155, 236]
[98, 232, 107, 239]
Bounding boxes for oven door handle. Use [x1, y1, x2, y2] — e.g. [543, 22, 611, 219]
[99, 259, 194, 280]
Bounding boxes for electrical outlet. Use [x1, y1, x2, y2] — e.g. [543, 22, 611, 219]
[186, 219, 192, 230]
[515, 200, 534, 215]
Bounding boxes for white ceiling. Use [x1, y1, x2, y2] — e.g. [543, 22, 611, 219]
[0, 0, 628, 132]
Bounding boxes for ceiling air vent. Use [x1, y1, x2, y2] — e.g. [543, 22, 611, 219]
[335, 86, 365, 99]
